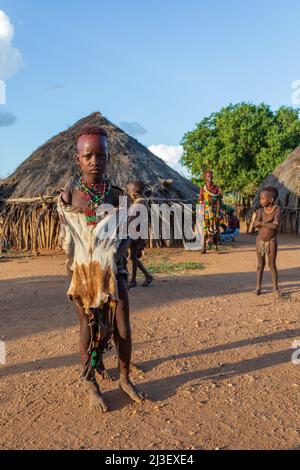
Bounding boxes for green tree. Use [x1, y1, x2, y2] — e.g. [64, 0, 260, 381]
[181, 103, 300, 197]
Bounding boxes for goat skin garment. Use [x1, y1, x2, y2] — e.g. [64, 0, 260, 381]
[57, 194, 128, 315]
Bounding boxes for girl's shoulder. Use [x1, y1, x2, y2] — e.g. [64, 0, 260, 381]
[60, 175, 80, 205]
[109, 184, 124, 207]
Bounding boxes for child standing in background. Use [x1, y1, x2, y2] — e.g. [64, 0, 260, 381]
[254, 186, 281, 298]
[127, 181, 153, 288]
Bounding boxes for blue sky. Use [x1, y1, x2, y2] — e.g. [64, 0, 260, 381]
[0, 0, 300, 177]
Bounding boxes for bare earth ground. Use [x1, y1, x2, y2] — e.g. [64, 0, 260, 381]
[0, 229, 300, 450]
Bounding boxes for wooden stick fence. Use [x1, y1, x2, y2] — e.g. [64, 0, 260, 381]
[0, 196, 299, 254]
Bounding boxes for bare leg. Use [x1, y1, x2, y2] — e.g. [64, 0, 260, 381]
[137, 260, 153, 286]
[77, 305, 90, 369]
[207, 235, 213, 249]
[95, 358, 115, 381]
[268, 239, 280, 296]
[137, 259, 151, 278]
[214, 227, 220, 252]
[114, 275, 145, 403]
[201, 234, 207, 254]
[76, 306, 109, 412]
[129, 253, 138, 288]
[255, 238, 265, 295]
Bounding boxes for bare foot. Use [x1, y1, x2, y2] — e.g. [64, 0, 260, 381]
[85, 379, 108, 412]
[96, 364, 115, 382]
[130, 362, 145, 375]
[142, 276, 153, 287]
[119, 375, 145, 403]
[128, 280, 137, 289]
[254, 288, 261, 296]
[102, 369, 116, 381]
[274, 289, 282, 299]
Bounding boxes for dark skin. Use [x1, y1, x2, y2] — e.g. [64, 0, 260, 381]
[127, 183, 153, 288]
[62, 134, 145, 412]
[254, 190, 280, 297]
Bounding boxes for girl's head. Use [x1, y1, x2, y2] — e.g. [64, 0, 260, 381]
[127, 181, 145, 200]
[205, 170, 213, 184]
[76, 126, 108, 182]
[260, 186, 279, 207]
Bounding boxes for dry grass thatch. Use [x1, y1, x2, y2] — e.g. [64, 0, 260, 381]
[0, 111, 197, 199]
[252, 146, 300, 235]
[0, 112, 198, 252]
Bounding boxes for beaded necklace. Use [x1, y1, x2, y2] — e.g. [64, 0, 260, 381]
[77, 176, 110, 225]
[204, 184, 221, 198]
[264, 205, 277, 215]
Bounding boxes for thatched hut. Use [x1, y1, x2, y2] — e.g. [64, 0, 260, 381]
[0, 112, 198, 252]
[251, 146, 300, 235]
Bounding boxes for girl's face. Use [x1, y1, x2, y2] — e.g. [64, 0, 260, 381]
[205, 172, 213, 184]
[260, 191, 273, 207]
[127, 186, 139, 200]
[76, 134, 108, 182]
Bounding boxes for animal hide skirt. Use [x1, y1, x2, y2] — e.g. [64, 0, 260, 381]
[57, 195, 128, 379]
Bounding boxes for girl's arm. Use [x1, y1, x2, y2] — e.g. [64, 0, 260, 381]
[61, 190, 72, 205]
[262, 207, 281, 230]
[199, 186, 204, 203]
[253, 209, 262, 228]
[260, 221, 279, 230]
[261, 207, 281, 230]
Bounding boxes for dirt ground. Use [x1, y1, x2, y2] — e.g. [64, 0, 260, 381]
[0, 229, 300, 450]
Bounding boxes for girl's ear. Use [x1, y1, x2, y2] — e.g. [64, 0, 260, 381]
[270, 197, 274, 203]
[75, 154, 81, 172]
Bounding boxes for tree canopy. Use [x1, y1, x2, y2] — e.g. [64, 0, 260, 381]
[181, 103, 300, 197]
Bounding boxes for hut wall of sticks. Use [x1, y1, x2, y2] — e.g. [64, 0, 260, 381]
[251, 146, 300, 235]
[0, 194, 60, 253]
[0, 112, 198, 253]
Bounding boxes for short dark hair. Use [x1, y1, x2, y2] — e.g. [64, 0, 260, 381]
[127, 180, 145, 194]
[261, 186, 279, 200]
[76, 126, 108, 142]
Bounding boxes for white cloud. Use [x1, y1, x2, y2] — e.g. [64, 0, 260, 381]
[0, 10, 23, 80]
[148, 144, 190, 177]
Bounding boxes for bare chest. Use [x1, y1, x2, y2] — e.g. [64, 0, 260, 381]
[71, 188, 117, 211]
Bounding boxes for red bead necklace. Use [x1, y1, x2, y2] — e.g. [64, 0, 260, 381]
[78, 177, 109, 225]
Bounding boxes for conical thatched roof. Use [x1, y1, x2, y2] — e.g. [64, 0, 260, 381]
[252, 146, 300, 234]
[0, 112, 197, 200]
